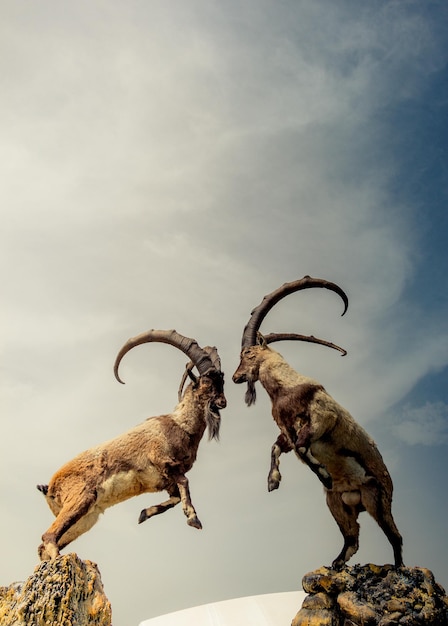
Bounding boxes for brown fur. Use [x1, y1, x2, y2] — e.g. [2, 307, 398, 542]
[233, 345, 403, 569]
[37, 373, 226, 560]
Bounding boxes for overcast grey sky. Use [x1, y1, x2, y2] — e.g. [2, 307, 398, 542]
[1, 2, 448, 625]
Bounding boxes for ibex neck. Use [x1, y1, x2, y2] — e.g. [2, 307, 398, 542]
[173, 390, 208, 437]
[259, 354, 314, 400]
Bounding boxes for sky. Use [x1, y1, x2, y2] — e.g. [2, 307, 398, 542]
[1, 1, 447, 624]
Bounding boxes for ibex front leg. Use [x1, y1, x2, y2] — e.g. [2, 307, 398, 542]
[139, 484, 181, 524]
[139, 477, 202, 528]
[176, 474, 202, 529]
[268, 433, 292, 491]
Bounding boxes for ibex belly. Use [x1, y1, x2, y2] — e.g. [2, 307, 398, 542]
[311, 442, 368, 491]
[98, 466, 165, 509]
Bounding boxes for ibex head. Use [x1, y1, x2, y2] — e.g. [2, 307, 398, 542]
[114, 329, 226, 439]
[232, 275, 349, 405]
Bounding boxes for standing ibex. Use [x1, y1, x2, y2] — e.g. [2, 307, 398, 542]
[233, 276, 403, 569]
[37, 330, 226, 560]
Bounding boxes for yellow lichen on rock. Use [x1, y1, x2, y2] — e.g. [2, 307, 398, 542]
[0, 553, 111, 626]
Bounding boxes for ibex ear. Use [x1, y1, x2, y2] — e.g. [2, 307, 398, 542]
[256, 332, 267, 347]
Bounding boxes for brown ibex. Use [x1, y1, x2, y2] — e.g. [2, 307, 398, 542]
[37, 329, 226, 560]
[233, 276, 403, 569]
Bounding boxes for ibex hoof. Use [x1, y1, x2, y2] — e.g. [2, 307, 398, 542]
[331, 558, 346, 571]
[138, 510, 147, 524]
[38, 542, 59, 561]
[187, 516, 202, 530]
[268, 471, 281, 492]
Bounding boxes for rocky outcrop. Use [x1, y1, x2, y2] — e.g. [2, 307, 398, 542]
[0, 553, 112, 626]
[292, 564, 448, 626]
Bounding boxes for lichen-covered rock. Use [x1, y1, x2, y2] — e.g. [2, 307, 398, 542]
[292, 564, 448, 626]
[0, 553, 112, 626]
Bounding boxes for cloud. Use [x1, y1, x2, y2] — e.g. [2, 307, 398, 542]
[392, 401, 448, 446]
[1, 2, 448, 624]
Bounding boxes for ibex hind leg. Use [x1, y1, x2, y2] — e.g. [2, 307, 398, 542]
[326, 491, 360, 570]
[380, 519, 403, 568]
[38, 492, 98, 560]
[361, 487, 403, 567]
[139, 485, 181, 524]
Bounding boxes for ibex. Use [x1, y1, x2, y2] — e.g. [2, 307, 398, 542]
[233, 276, 403, 569]
[37, 329, 226, 560]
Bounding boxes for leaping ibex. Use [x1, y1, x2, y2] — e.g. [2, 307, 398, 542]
[37, 329, 226, 560]
[233, 276, 403, 569]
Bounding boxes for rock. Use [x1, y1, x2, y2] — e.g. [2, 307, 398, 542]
[0, 553, 112, 626]
[292, 564, 448, 626]
[338, 590, 378, 623]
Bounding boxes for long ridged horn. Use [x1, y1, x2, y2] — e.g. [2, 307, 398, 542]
[241, 275, 348, 348]
[114, 329, 219, 384]
[263, 333, 347, 356]
[177, 346, 222, 401]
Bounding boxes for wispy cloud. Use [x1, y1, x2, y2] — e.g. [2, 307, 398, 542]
[392, 401, 448, 446]
[1, 2, 448, 624]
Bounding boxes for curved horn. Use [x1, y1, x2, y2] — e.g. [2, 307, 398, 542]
[177, 361, 197, 401]
[177, 346, 222, 401]
[263, 333, 347, 356]
[202, 346, 222, 371]
[114, 329, 218, 384]
[241, 275, 348, 347]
